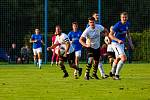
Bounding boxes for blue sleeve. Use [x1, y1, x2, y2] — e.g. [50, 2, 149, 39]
[31, 34, 34, 40]
[113, 23, 119, 33]
[68, 32, 72, 41]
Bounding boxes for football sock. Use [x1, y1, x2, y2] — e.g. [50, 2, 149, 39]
[93, 64, 98, 75]
[60, 65, 67, 74]
[115, 60, 124, 75]
[38, 59, 42, 67]
[111, 62, 117, 74]
[98, 63, 105, 76]
[86, 63, 92, 73]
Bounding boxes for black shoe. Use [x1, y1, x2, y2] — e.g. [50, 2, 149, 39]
[63, 73, 69, 78]
[113, 75, 120, 80]
[84, 73, 89, 80]
[109, 72, 114, 77]
[92, 74, 99, 79]
[78, 68, 82, 77]
[102, 74, 109, 79]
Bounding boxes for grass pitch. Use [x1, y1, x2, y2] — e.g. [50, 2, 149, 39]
[0, 63, 150, 100]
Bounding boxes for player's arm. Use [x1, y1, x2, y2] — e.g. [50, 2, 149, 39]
[30, 35, 37, 43]
[126, 30, 134, 49]
[109, 30, 123, 44]
[79, 29, 90, 48]
[102, 27, 109, 36]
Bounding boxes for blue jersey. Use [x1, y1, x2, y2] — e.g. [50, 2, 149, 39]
[112, 21, 130, 43]
[68, 30, 82, 51]
[31, 34, 43, 49]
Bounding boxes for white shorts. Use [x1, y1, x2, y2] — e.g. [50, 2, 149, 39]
[107, 44, 114, 52]
[33, 47, 42, 55]
[111, 42, 125, 58]
[75, 50, 81, 58]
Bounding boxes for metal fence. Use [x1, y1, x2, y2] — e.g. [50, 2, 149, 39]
[0, 0, 149, 63]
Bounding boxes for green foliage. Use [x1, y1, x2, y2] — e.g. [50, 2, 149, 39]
[131, 30, 150, 62]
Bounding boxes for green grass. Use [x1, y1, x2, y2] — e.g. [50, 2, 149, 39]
[0, 63, 150, 100]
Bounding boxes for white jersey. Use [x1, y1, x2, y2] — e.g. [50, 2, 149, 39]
[82, 24, 104, 49]
[54, 33, 74, 54]
[104, 36, 114, 52]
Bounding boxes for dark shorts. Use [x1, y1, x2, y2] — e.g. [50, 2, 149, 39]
[107, 52, 115, 58]
[59, 52, 75, 64]
[86, 47, 100, 61]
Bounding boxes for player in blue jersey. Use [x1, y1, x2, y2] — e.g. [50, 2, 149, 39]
[30, 28, 44, 69]
[68, 22, 82, 78]
[109, 12, 134, 80]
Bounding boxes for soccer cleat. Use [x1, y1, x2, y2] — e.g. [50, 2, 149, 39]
[109, 72, 114, 77]
[113, 75, 120, 80]
[102, 74, 109, 79]
[84, 73, 90, 80]
[74, 75, 78, 79]
[92, 74, 99, 79]
[63, 73, 69, 78]
[78, 68, 82, 77]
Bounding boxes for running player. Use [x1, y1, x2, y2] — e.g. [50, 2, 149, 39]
[68, 22, 82, 78]
[79, 17, 109, 80]
[109, 12, 134, 80]
[30, 28, 44, 69]
[47, 25, 82, 79]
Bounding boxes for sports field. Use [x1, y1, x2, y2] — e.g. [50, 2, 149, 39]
[0, 63, 150, 100]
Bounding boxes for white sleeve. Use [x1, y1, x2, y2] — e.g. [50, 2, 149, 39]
[81, 28, 89, 38]
[98, 25, 104, 32]
[62, 33, 70, 43]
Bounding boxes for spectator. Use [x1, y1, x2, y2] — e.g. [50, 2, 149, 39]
[8, 43, 21, 64]
[21, 45, 30, 64]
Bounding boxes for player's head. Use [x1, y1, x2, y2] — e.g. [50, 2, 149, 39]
[55, 25, 62, 35]
[35, 28, 40, 34]
[92, 11, 99, 21]
[12, 43, 16, 48]
[120, 12, 128, 24]
[88, 17, 95, 28]
[72, 22, 78, 32]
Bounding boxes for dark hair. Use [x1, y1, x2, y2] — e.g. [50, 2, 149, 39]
[88, 17, 95, 21]
[91, 11, 98, 16]
[72, 22, 78, 25]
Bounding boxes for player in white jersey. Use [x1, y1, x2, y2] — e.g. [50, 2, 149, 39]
[79, 17, 109, 80]
[47, 25, 82, 78]
[104, 26, 115, 68]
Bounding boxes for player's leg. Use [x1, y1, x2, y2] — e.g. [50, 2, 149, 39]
[84, 48, 93, 80]
[67, 52, 82, 79]
[37, 48, 42, 69]
[92, 48, 100, 79]
[112, 43, 126, 80]
[59, 56, 69, 78]
[33, 49, 38, 66]
[74, 50, 82, 77]
[51, 50, 55, 66]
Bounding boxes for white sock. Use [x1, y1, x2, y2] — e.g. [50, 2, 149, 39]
[111, 62, 117, 74]
[115, 60, 124, 75]
[39, 59, 42, 67]
[74, 69, 77, 76]
[98, 63, 105, 76]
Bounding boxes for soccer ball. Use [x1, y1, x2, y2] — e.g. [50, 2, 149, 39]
[59, 46, 65, 56]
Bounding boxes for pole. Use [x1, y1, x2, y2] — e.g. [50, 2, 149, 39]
[98, 0, 101, 24]
[44, 0, 48, 64]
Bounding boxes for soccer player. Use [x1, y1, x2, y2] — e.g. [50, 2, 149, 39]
[47, 25, 82, 78]
[104, 26, 115, 67]
[68, 22, 82, 78]
[51, 32, 59, 66]
[30, 28, 44, 69]
[79, 17, 109, 80]
[109, 12, 134, 80]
